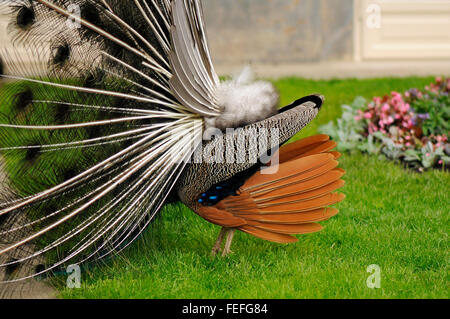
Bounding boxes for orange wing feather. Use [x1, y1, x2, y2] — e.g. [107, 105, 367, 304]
[194, 135, 346, 243]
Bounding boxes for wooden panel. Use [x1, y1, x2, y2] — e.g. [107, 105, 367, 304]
[359, 0, 450, 60]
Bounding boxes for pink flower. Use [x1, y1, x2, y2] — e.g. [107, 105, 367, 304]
[400, 104, 410, 113]
[368, 123, 378, 134]
[387, 116, 394, 125]
[406, 142, 411, 147]
[354, 116, 362, 121]
[439, 160, 443, 165]
[426, 153, 431, 157]
[391, 91, 402, 99]
[391, 95, 403, 107]
[382, 104, 390, 112]
[364, 112, 372, 119]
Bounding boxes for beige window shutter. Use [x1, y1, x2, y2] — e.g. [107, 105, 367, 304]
[357, 0, 450, 60]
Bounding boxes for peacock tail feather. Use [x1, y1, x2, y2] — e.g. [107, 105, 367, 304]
[0, 0, 217, 281]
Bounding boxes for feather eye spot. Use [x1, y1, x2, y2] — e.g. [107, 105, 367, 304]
[35, 264, 45, 275]
[25, 145, 41, 162]
[81, 3, 102, 26]
[4, 259, 20, 281]
[121, 139, 133, 149]
[86, 125, 102, 139]
[16, 5, 35, 29]
[113, 97, 127, 108]
[53, 44, 71, 65]
[83, 74, 100, 89]
[62, 168, 77, 182]
[54, 103, 69, 124]
[14, 88, 33, 111]
[0, 213, 8, 227]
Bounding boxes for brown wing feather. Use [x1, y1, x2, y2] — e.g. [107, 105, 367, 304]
[246, 159, 340, 196]
[240, 208, 339, 224]
[239, 226, 299, 244]
[276, 134, 330, 163]
[248, 222, 324, 235]
[243, 153, 335, 191]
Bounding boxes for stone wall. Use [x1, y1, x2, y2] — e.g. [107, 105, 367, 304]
[0, 0, 355, 66]
[203, 0, 355, 64]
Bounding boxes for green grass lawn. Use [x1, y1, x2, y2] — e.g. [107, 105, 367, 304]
[58, 151, 449, 299]
[52, 77, 449, 299]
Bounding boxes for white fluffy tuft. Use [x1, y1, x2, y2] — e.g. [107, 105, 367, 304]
[206, 66, 279, 132]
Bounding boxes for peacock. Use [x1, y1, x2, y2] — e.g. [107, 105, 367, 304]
[0, 0, 345, 284]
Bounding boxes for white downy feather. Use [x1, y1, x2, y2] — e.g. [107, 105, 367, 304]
[206, 66, 279, 132]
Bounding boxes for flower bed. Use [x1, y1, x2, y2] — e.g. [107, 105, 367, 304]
[320, 77, 450, 171]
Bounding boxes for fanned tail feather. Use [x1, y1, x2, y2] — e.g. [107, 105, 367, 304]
[0, 0, 219, 282]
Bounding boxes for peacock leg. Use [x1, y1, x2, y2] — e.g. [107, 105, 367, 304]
[222, 229, 236, 257]
[211, 227, 227, 256]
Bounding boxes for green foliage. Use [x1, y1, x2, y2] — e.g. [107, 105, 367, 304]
[410, 92, 450, 136]
[319, 97, 366, 152]
[319, 78, 450, 171]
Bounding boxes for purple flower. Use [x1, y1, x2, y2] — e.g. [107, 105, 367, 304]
[407, 88, 420, 100]
[418, 113, 430, 120]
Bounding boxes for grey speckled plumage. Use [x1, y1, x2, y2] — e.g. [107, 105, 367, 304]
[177, 100, 320, 206]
